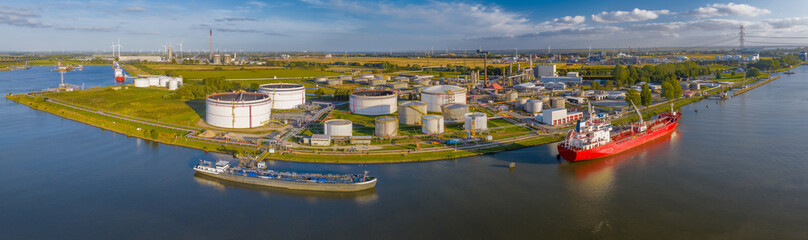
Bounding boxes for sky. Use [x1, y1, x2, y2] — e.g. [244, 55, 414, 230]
[2, 0, 808, 52]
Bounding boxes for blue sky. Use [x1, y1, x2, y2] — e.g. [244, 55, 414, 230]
[2, 0, 808, 52]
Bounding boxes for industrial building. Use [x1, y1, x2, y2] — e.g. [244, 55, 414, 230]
[399, 101, 427, 125]
[421, 115, 444, 134]
[350, 90, 398, 115]
[534, 64, 557, 78]
[258, 83, 306, 110]
[205, 92, 272, 129]
[308, 134, 331, 146]
[421, 85, 467, 112]
[540, 108, 582, 126]
[324, 119, 353, 137]
[540, 72, 583, 84]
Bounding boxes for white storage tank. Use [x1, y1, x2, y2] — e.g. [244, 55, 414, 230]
[172, 77, 183, 86]
[464, 112, 488, 131]
[148, 76, 160, 86]
[421, 85, 467, 112]
[350, 90, 398, 115]
[258, 83, 306, 110]
[374, 116, 398, 137]
[205, 92, 272, 129]
[360, 74, 375, 79]
[134, 78, 149, 87]
[398, 101, 427, 125]
[313, 77, 327, 83]
[168, 79, 179, 90]
[159, 76, 170, 87]
[442, 103, 469, 122]
[526, 99, 543, 113]
[421, 115, 444, 134]
[551, 97, 565, 109]
[324, 119, 352, 137]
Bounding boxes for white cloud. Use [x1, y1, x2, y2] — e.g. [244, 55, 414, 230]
[759, 17, 808, 29]
[301, 0, 538, 37]
[246, 1, 267, 8]
[591, 8, 670, 23]
[0, 4, 113, 31]
[552, 16, 585, 25]
[123, 7, 146, 12]
[689, 3, 770, 17]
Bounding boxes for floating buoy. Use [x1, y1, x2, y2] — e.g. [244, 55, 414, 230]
[509, 162, 516, 168]
[695, 109, 699, 112]
[706, 105, 709, 108]
[556, 154, 562, 161]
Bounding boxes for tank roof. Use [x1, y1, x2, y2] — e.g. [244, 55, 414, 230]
[351, 90, 396, 97]
[325, 119, 352, 125]
[259, 83, 304, 89]
[422, 85, 465, 93]
[444, 104, 468, 109]
[376, 116, 397, 122]
[465, 112, 486, 117]
[423, 115, 443, 119]
[399, 101, 427, 106]
[207, 92, 268, 102]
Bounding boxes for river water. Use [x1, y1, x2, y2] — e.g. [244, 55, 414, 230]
[1, 66, 807, 239]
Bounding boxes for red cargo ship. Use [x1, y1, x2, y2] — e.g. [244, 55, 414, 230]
[557, 104, 680, 162]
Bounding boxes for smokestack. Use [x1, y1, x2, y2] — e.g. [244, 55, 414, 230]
[209, 29, 213, 60]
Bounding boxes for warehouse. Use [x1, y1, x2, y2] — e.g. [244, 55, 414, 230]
[258, 83, 306, 110]
[421, 85, 467, 112]
[539, 108, 583, 126]
[350, 90, 398, 115]
[205, 92, 272, 128]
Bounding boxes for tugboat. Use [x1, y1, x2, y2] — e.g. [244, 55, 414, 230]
[557, 102, 681, 162]
[194, 160, 377, 192]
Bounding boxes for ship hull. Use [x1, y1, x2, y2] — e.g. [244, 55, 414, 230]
[558, 120, 678, 162]
[194, 170, 377, 192]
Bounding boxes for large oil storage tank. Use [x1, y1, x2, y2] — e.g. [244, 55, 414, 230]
[421, 85, 467, 112]
[464, 112, 488, 131]
[442, 104, 468, 122]
[205, 92, 272, 129]
[168, 79, 179, 90]
[134, 78, 149, 87]
[258, 83, 306, 110]
[421, 115, 444, 134]
[398, 101, 427, 125]
[350, 90, 398, 115]
[369, 79, 386, 86]
[525, 99, 543, 113]
[551, 97, 565, 109]
[324, 119, 352, 137]
[374, 116, 398, 137]
[313, 77, 327, 83]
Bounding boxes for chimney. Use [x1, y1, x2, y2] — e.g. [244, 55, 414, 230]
[209, 29, 213, 60]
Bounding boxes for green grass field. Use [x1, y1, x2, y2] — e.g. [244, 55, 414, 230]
[176, 69, 340, 79]
[44, 86, 202, 126]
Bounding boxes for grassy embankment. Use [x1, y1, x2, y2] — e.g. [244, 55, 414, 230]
[6, 94, 251, 155]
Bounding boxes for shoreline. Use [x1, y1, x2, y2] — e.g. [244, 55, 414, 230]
[6, 68, 788, 164]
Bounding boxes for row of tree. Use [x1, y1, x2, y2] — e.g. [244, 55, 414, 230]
[611, 61, 711, 87]
[171, 77, 256, 100]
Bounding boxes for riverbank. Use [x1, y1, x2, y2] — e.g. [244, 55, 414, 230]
[6, 93, 562, 163]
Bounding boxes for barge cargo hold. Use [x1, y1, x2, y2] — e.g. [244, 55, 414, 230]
[193, 160, 377, 192]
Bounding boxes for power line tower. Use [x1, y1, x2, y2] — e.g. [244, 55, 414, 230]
[738, 25, 745, 53]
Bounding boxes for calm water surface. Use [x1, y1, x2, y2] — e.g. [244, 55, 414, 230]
[1, 66, 807, 239]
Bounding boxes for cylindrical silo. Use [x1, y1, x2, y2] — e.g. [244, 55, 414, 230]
[369, 79, 387, 86]
[374, 116, 398, 137]
[314, 77, 327, 83]
[148, 76, 160, 86]
[421, 85, 467, 112]
[442, 103, 468, 122]
[526, 99, 543, 113]
[159, 76, 170, 87]
[168, 79, 179, 90]
[134, 78, 149, 87]
[464, 112, 487, 131]
[324, 119, 352, 137]
[205, 92, 272, 129]
[421, 115, 444, 134]
[350, 90, 398, 115]
[398, 101, 427, 125]
[506, 91, 518, 101]
[551, 97, 565, 109]
[360, 74, 374, 79]
[258, 83, 306, 110]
